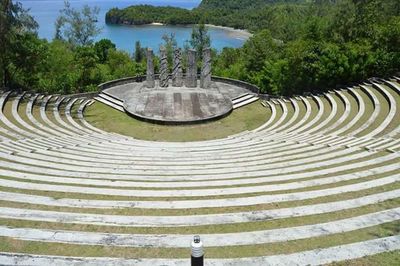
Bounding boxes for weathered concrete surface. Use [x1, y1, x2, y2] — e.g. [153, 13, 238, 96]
[1, 236, 400, 265]
[124, 87, 232, 124]
[0, 159, 396, 197]
[105, 81, 251, 103]
[185, 49, 197, 88]
[0, 148, 395, 188]
[0, 81, 399, 266]
[103, 78, 254, 124]
[0, 175, 398, 209]
[0, 208, 399, 247]
[0, 189, 397, 227]
[0, 148, 380, 179]
[146, 48, 155, 88]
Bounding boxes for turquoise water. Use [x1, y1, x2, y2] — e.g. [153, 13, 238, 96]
[19, 0, 247, 53]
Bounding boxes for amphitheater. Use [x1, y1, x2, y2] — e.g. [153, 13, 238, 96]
[0, 76, 399, 265]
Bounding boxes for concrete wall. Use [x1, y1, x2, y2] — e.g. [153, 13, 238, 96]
[97, 76, 260, 94]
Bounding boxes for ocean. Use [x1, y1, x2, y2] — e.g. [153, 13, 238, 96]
[19, 0, 247, 53]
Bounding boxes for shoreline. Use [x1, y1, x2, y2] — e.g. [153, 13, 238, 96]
[148, 22, 252, 40]
[205, 24, 253, 39]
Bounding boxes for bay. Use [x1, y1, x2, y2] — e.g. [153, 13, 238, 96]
[19, 0, 248, 53]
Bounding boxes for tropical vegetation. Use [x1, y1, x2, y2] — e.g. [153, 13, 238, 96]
[1, 0, 399, 96]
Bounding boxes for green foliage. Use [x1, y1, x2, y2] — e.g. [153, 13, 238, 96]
[55, 0, 101, 46]
[189, 23, 211, 59]
[2, 0, 399, 97]
[105, 1, 308, 34]
[134, 41, 145, 63]
[198, 0, 305, 10]
[94, 39, 116, 63]
[213, 0, 400, 95]
[0, 0, 39, 88]
[105, 5, 197, 25]
[1, 1, 145, 94]
[162, 33, 177, 69]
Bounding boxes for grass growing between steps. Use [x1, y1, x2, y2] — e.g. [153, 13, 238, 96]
[84, 101, 269, 142]
[0, 181, 398, 216]
[0, 197, 398, 234]
[0, 221, 398, 259]
[329, 250, 400, 266]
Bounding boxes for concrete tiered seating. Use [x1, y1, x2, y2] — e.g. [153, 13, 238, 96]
[232, 93, 260, 109]
[0, 78, 399, 265]
[94, 91, 125, 112]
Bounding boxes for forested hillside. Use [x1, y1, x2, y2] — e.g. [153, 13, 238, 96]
[1, 0, 399, 96]
[106, 5, 196, 25]
[105, 0, 308, 32]
[197, 0, 306, 10]
[212, 0, 400, 95]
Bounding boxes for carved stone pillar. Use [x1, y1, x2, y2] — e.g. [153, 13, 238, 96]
[146, 48, 155, 88]
[159, 46, 169, 88]
[172, 48, 183, 87]
[200, 47, 212, 89]
[186, 49, 197, 88]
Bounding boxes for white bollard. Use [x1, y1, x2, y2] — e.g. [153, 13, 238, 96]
[191, 235, 204, 266]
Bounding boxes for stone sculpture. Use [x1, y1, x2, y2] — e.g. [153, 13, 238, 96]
[159, 46, 169, 88]
[146, 48, 155, 88]
[186, 49, 197, 88]
[201, 47, 212, 89]
[172, 48, 183, 87]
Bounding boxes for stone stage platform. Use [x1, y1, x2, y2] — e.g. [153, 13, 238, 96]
[104, 81, 254, 124]
[124, 87, 232, 123]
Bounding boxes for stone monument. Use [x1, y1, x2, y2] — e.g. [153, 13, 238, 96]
[124, 45, 236, 124]
[145, 46, 213, 90]
[146, 48, 155, 88]
[186, 49, 197, 88]
[172, 48, 183, 87]
[159, 46, 169, 88]
[200, 48, 212, 89]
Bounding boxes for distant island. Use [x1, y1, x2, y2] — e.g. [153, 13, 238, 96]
[105, 0, 308, 32]
[106, 5, 197, 26]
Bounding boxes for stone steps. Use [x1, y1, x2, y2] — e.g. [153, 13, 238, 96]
[94, 93, 125, 112]
[0, 78, 398, 263]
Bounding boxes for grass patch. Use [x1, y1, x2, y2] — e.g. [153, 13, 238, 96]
[357, 85, 390, 137]
[296, 97, 319, 133]
[329, 91, 359, 135]
[340, 87, 374, 136]
[84, 101, 269, 142]
[375, 84, 400, 138]
[319, 93, 345, 132]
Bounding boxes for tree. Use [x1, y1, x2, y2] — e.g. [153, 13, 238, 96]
[55, 0, 101, 46]
[189, 23, 211, 59]
[94, 39, 116, 63]
[107, 49, 145, 78]
[74, 46, 99, 92]
[162, 33, 177, 69]
[242, 29, 279, 73]
[0, 0, 39, 88]
[134, 41, 145, 63]
[37, 40, 77, 94]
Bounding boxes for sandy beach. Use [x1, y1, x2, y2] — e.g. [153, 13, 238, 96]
[205, 24, 253, 40]
[150, 22, 252, 40]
